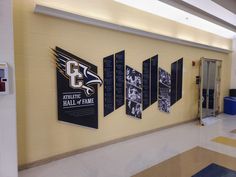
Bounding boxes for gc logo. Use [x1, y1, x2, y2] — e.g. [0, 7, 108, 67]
[66, 60, 83, 89]
[65, 60, 102, 96]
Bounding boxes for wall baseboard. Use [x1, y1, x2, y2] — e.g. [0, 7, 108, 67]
[18, 118, 198, 171]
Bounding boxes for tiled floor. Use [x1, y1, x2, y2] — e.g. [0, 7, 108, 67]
[19, 114, 236, 177]
[133, 147, 236, 177]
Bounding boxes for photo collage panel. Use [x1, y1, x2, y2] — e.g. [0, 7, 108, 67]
[159, 68, 171, 113]
[126, 66, 142, 119]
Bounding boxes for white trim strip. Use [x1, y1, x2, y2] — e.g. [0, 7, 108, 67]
[34, 4, 232, 54]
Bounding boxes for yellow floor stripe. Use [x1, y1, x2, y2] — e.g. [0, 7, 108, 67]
[212, 136, 236, 148]
[132, 147, 236, 177]
[230, 129, 236, 134]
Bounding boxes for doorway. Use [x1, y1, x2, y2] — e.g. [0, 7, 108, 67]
[199, 58, 222, 125]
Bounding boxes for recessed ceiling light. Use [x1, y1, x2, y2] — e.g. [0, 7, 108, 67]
[114, 0, 236, 39]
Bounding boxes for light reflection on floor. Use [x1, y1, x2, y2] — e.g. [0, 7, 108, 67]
[19, 114, 236, 177]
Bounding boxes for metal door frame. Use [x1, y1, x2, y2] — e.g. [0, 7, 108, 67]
[199, 57, 222, 125]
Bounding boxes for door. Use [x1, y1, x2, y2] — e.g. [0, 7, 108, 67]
[199, 58, 221, 124]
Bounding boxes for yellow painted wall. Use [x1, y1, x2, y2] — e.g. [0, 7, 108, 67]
[14, 0, 232, 165]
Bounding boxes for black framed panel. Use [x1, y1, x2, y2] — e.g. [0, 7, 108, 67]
[170, 58, 183, 106]
[103, 55, 114, 117]
[142, 59, 150, 110]
[115, 51, 125, 109]
[54, 47, 102, 129]
[171, 61, 177, 106]
[177, 58, 183, 101]
[151, 55, 158, 104]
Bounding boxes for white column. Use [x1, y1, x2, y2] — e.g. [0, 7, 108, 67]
[231, 38, 236, 89]
[0, 0, 18, 177]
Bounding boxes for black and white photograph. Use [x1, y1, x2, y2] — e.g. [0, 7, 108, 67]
[159, 68, 171, 86]
[126, 83, 142, 103]
[126, 66, 142, 88]
[126, 100, 142, 119]
[126, 65, 142, 119]
[158, 68, 171, 113]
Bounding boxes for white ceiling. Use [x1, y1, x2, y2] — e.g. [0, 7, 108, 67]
[115, 0, 236, 38]
[182, 0, 236, 26]
[212, 0, 236, 15]
[35, 0, 233, 50]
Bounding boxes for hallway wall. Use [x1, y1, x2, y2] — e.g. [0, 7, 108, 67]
[14, 0, 232, 166]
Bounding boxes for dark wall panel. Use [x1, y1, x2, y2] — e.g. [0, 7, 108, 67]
[115, 51, 125, 109]
[54, 47, 102, 129]
[142, 59, 150, 110]
[177, 58, 183, 101]
[171, 58, 183, 106]
[171, 61, 177, 105]
[103, 55, 114, 117]
[151, 55, 158, 104]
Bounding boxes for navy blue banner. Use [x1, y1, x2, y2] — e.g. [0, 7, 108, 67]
[53, 47, 102, 129]
[171, 61, 177, 105]
[115, 51, 125, 109]
[171, 58, 183, 106]
[177, 58, 183, 101]
[103, 55, 114, 117]
[142, 59, 151, 110]
[151, 55, 158, 104]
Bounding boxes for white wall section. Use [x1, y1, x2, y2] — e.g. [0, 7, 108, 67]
[0, 0, 18, 176]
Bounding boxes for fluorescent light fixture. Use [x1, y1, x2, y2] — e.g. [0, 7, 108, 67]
[114, 0, 236, 39]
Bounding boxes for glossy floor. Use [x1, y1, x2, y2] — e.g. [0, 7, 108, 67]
[19, 114, 236, 177]
[133, 147, 236, 177]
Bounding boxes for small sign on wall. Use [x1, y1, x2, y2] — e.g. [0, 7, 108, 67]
[53, 47, 103, 129]
[0, 63, 9, 95]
